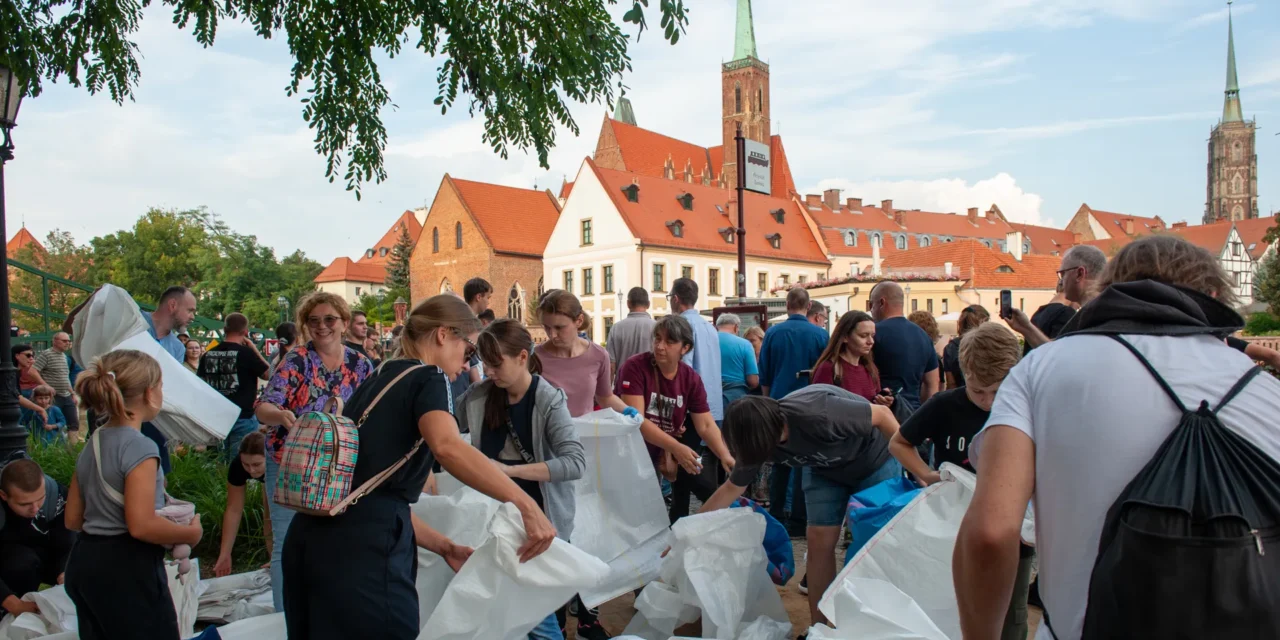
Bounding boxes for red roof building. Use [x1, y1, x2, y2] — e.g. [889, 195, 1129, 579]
[6, 227, 44, 256]
[315, 210, 424, 303]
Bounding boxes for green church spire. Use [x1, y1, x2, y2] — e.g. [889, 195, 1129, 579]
[1222, 1, 1243, 123]
[732, 0, 758, 61]
[614, 96, 637, 126]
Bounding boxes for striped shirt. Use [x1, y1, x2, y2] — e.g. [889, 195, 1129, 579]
[34, 349, 73, 396]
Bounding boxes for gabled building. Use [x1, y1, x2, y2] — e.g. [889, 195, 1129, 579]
[408, 175, 561, 324]
[543, 158, 829, 342]
[6, 227, 44, 256]
[315, 210, 423, 304]
[1064, 203, 1166, 243]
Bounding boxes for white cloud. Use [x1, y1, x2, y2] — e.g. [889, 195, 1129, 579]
[942, 111, 1216, 141]
[1169, 3, 1255, 35]
[810, 173, 1049, 226]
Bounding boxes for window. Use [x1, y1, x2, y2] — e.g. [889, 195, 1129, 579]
[681, 266, 693, 281]
[355, 286, 362, 296]
[780, 274, 790, 285]
[652, 264, 666, 292]
[1232, 204, 1245, 220]
[771, 209, 786, 224]
[734, 82, 742, 113]
[709, 268, 720, 296]
[365, 249, 375, 259]
[926, 299, 933, 313]
[996, 265, 1014, 273]
[767, 233, 782, 249]
[603, 265, 614, 293]
[920, 236, 931, 248]
[1232, 173, 1245, 195]
[455, 222, 463, 249]
[757, 272, 768, 294]
[621, 184, 640, 202]
[563, 270, 574, 293]
[1234, 271, 1242, 286]
[896, 234, 907, 250]
[508, 283, 524, 323]
[911, 299, 918, 312]
[676, 193, 694, 211]
[537, 276, 544, 299]
[720, 227, 736, 244]
[440, 278, 453, 294]
[581, 219, 593, 246]
[1234, 242, 1242, 257]
[850, 263, 860, 276]
[379, 247, 389, 257]
[757, 88, 763, 112]
[604, 316, 615, 342]
[871, 233, 882, 248]
[1023, 240, 1031, 254]
[798, 274, 807, 284]
[432, 227, 439, 253]
[1232, 141, 1244, 162]
[1019, 298, 1025, 311]
[942, 299, 949, 314]
[583, 268, 594, 295]
[844, 231, 857, 246]
[666, 220, 684, 238]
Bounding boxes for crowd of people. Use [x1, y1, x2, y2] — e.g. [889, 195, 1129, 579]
[3, 235, 1280, 639]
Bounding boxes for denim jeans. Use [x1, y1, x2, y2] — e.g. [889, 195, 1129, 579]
[264, 445, 295, 613]
[224, 417, 259, 464]
[527, 612, 565, 640]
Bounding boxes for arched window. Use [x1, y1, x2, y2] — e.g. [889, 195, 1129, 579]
[1232, 204, 1245, 220]
[432, 227, 439, 253]
[734, 83, 742, 114]
[440, 278, 452, 294]
[871, 233, 882, 249]
[843, 231, 857, 246]
[508, 283, 525, 323]
[455, 222, 463, 249]
[536, 276, 545, 300]
[895, 235, 907, 250]
[1231, 141, 1244, 162]
[1023, 240, 1031, 254]
[920, 236, 931, 248]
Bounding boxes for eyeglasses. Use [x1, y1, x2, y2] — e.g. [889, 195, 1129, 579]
[306, 315, 342, 328]
[452, 329, 478, 360]
[1055, 266, 1080, 282]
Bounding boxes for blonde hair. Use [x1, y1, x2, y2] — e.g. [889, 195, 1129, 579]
[396, 295, 482, 362]
[1097, 235, 1237, 307]
[295, 292, 353, 343]
[75, 349, 163, 423]
[958, 323, 1021, 387]
[744, 326, 765, 342]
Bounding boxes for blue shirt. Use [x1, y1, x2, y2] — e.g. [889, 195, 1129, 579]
[759, 314, 829, 400]
[871, 316, 940, 411]
[680, 309, 724, 421]
[143, 313, 186, 362]
[718, 331, 759, 386]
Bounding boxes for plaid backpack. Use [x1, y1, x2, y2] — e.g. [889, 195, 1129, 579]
[274, 365, 424, 516]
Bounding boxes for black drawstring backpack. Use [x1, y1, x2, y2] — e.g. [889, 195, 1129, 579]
[1051, 336, 1280, 639]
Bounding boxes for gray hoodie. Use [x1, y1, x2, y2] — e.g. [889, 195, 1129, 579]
[456, 377, 585, 540]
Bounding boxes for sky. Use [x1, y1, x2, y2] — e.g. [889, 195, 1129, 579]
[8, 0, 1279, 267]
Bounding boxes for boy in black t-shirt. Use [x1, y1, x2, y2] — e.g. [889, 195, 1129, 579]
[888, 322, 1033, 640]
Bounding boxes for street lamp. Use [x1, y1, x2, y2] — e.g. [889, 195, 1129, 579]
[277, 295, 289, 324]
[0, 65, 27, 462]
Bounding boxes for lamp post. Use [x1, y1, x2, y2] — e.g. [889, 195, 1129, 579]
[277, 295, 289, 324]
[0, 65, 27, 463]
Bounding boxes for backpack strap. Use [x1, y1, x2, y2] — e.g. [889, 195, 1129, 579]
[1213, 363, 1265, 414]
[328, 364, 427, 515]
[1108, 336, 1188, 413]
[355, 364, 425, 426]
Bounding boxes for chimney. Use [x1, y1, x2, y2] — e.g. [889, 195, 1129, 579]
[1072, 232, 1083, 244]
[1172, 221, 1188, 229]
[881, 199, 893, 215]
[872, 242, 882, 277]
[805, 194, 822, 208]
[823, 189, 841, 210]
[967, 207, 979, 224]
[847, 197, 862, 210]
[944, 261, 953, 278]
[1006, 230, 1024, 261]
[1124, 218, 1134, 235]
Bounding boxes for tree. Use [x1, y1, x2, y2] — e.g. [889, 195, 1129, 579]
[1264, 219, 1280, 247]
[385, 224, 413, 292]
[1256, 250, 1280, 315]
[6, 1, 689, 198]
[88, 208, 218, 304]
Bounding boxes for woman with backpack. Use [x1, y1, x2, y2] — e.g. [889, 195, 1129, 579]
[280, 295, 557, 640]
[254, 292, 375, 612]
[456, 319, 585, 640]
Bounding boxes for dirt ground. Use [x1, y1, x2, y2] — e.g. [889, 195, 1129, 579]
[570, 537, 1042, 639]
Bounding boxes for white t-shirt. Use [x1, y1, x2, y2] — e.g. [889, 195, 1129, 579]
[972, 333, 1280, 640]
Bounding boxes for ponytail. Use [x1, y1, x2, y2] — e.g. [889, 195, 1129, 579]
[75, 349, 163, 423]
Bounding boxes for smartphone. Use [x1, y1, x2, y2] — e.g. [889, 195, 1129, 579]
[1000, 289, 1013, 319]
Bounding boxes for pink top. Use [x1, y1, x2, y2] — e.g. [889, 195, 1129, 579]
[811, 358, 879, 401]
[534, 341, 613, 417]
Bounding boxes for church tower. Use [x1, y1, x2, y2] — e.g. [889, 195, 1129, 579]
[1205, 2, 1258, 223]
[722, 0, 770, 191]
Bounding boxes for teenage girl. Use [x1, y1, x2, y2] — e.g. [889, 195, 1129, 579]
[63, 349, 204, 640]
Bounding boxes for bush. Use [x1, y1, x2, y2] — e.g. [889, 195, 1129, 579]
[1244, 312, 1280, 336]
[27, 435, 268, 576]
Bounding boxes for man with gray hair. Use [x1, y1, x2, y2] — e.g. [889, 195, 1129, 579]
[1009, 244, 1107, 349]
[716, 313, 759, 408]
[33, 332, 78, 434]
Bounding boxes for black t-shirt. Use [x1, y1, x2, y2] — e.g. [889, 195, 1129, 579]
[227, 456, 264, 488]
[479, 376, 543, 508]
[342, 359, 453, 502]
[197, 342, 269, 418]
[897, 388, 987, 472]
[1024, 303, 1076, 355]
[0, 482, 74, 600]
[941, 338, 964, 388]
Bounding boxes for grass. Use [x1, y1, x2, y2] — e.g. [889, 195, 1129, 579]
[28, 435, 268, 576]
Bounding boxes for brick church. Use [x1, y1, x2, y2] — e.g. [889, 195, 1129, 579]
[1205, 3, 1259, 224]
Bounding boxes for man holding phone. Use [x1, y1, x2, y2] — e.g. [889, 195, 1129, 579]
[1006, 245, 1107, 349]
[869, 281, 940, 413]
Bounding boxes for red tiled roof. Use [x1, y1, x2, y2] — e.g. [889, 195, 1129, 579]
[880, 239, 1058, 289]
[1233, 216, 1276, 260]
[559, 180, 574, 200]
[450, 177, 562, 257]
[6, 227, 44, 255]
[314, 257, 387, 284]
[357, 211, 423, 266]
[1083, 205, 1165, 237]
[1169, 223, 1232, 255]
[1010, 223, 1075, 255]
[587, 159, 829, 265]
[609, 119, 718, 181]
[769, 136, 797, 197]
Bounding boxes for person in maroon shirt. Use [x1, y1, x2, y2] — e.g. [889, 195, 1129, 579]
[811, 311, 888, 403]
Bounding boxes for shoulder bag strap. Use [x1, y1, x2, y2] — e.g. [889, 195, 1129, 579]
[1108, 335, 1187, 413]
[91, 429, 127, 507]
[329, 364, 428, 515]
[1213, 364, 1265, 414]
[504, 416, 537, 465]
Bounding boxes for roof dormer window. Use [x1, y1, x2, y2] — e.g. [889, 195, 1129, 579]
[676, 192, 694, 211]
[844, 231, 856, 246]
[365, 249, 375, 259]
[379, 247, 389, 257]
[766, 233, 782, 249]
[666, 219, 684, 238]
[621, 184, 640, 203]
[996, 265, 1014, 273]
[771, 208, 786, 224]
[718, 226, 735, 244]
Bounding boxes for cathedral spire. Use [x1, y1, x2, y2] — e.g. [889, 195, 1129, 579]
[1222, 0, 1243, 123]
[732, 0, 758, 61]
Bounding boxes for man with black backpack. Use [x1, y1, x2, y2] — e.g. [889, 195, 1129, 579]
[955, 235, 1280, 640]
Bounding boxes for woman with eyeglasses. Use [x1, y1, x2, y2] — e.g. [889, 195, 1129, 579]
[281, 296, 556, 640]
[254, 292, 375, 614]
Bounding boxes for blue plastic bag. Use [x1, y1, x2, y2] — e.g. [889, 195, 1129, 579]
[730, 497, 795, 585]
[844, 476, 922, 563]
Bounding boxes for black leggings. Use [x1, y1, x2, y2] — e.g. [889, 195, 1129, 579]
[65, 533, 179, 640]
[667, 427, 723, 525]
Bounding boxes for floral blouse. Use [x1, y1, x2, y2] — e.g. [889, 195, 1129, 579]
[256, 343, 374, 464]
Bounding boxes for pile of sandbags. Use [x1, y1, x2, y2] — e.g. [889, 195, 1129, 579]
[0, 586, 77, 639]
[622, 508, 791, 640]
[196, 570, 273, 625]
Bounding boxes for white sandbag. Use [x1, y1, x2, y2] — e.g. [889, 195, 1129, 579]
[419, 502, 610, 640]
[578, 528, 672, 609]
[0, 584, 78, 639]
[168, 559, 201, 638]
[570, 410, 669, 563]
[809, 578, 949, 640]
[411, 488, 502, 626]
[622, 582, 700, 638]
[72, 285, 238, 444]
[213, 612, 287, 640]
[197, 570, 273, 624]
